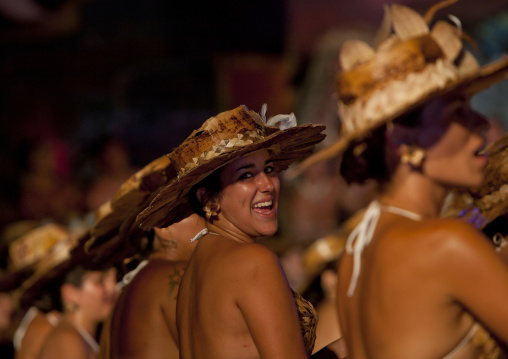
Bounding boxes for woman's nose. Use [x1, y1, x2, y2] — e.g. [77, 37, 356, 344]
[466, 109, 490, 133]
[257, 173, 274, 192]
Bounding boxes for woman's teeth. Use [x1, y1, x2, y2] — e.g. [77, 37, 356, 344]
[253, 200, 272, 208]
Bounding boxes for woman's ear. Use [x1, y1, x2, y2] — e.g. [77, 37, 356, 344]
[196, 187, 210, 206]
[61, 283, 79, 306]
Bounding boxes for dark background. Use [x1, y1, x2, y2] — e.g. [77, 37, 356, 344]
[0, 0, 507, 233]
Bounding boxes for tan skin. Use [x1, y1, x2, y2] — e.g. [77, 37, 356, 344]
[101, 214, 204, 359]
[336, 93, 508, 359]
[177, 150, 307, 359]
[16, 309, 60, 359]
[313, 269, 342, 354]
[38, 268, 117, 359]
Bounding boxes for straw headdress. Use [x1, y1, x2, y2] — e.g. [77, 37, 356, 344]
[12, 225, 78, 308]
[287, 0, 508, 177]
[82, 155, 175, 265]
[0, 223, 71, 292]
[444, 133, 508, 230]
[136, 105, 326, 230]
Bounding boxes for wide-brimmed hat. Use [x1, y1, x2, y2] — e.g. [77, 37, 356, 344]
[136, 105, 326, 229]
[11, 225, 78, 308]
[286, 1, 508, 177]
[443, 133, 508, 230]
[0, 223, 71, 292]
[82, 155, 175, 266]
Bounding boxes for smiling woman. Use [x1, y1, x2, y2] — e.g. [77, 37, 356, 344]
[136, 105, 325, 359]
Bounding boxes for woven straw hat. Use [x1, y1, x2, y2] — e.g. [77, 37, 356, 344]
[11, 226, 78, 308]
[444, 133, 508, 230]
[287, 0, 508, 177]
[136, 105, 326, 230]
[82, 155, 174, 265]
[0, 223, 71, 292]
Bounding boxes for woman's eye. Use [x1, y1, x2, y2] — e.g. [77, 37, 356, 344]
[265, 165, 275, 174]
[239, 172, 252, 180]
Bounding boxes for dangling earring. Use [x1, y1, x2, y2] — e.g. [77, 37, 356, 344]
[399, 144, 426, 169]
[203, 201, 219, 221]
[64, 301, 78, 312]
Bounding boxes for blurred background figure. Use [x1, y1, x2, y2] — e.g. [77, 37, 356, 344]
[0, 292, 14, 358]
[0, 222, 72, 359]
[84, 136, 138, 212]
[299, 211, 363, 358]
[103, 215, 204, 359]
[82, 153, 205, 359]
[16, 228, 117, 359]
[18, 136, 84, 224]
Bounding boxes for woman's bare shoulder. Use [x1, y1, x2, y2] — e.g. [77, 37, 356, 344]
[40, 323, 87, 359]
[230, 243, 279, 265]
[403, 218, 498, 272]
[410, 218, 489, 247]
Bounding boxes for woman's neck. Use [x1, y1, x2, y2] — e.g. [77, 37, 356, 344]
[380, 169, 450, 219]
[65, 311, 98, 338]
[205, 220, 256, 244]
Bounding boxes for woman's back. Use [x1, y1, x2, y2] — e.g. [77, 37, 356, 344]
[177, 233, 307, 359]
[337, 211, 508, 359]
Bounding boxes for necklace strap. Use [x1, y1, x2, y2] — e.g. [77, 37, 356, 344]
[190, 228, 219, 242]
[117, 259, 149, 290]
[69, 320, 99, 353]
[382, 205, 422, 221]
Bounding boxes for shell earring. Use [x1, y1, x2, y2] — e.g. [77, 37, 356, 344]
[64, 301, 78, 312]
[203, 201, 219, 221]
[400, 144, 426, 169]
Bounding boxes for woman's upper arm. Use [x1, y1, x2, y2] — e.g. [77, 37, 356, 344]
[38, 331, 88, 359]
[439, 222, 508, 343]
[235, 244, 308, 359]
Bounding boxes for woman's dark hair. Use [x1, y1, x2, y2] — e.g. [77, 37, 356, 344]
[30, 265, 87, 313]
[189, 168, 223, 218]
[340, 125, 390, 185]
[340, 106, 425, 185]
[63, 265, 87, 287]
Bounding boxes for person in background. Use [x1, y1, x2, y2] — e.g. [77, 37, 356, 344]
[85, 136, 138, 212]
[16, 229, 117, 359]
[102, 215, 204, 359]
[137, 105, 325, 358]
[300, 211, 362, 358]
[84, 154, 205, 359]
[18, 137, 83, 223]
[288, 2, 508, 358]
[0, 222, 70, 359]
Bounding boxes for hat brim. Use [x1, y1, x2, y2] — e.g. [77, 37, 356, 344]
[82, 156, 174, 265]
[286, 56, 508, 179]
[0, 267, 34, 292]
[137, 123, 326, 229]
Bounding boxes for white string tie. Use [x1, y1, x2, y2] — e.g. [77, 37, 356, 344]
[190, 228, 220, 242]
[345, 201, 382, 297]
[345, 201, 422, 297]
